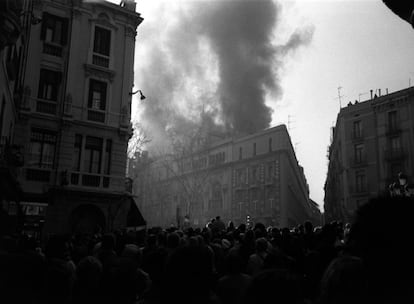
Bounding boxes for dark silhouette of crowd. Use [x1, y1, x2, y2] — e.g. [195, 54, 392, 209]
[1, 195, 414, 303]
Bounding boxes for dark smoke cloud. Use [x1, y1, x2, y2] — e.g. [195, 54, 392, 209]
[135, 0, 314, 151]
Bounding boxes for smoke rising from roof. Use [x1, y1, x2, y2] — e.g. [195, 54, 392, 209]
[135, 0, 314, 151]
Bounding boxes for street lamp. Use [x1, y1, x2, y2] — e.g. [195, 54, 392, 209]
[129, 89, 146, 100]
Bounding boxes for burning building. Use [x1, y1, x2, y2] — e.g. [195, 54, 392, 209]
[130, 124, 316, 228]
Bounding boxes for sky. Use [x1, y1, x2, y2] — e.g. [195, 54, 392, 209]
[119, 0, 414, 210]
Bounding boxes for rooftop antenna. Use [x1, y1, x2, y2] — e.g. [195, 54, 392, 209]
[334, 86, 345, 109]
[287, 115, 296, 133]
[358, 92, 368, 102]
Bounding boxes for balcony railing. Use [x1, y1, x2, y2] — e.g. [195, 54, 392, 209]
[386, 125, 401, 136]
[43, 42, 62, 57]
[25, 168, 51, 182]
[0, 136, 24, 167]
[384, 148, 406, 160]
[352, 131, 364, 141]
[350, 155, 367, 167]
[20, 96, 57, 116]
[87, 109, 106, 123]
[92, 54, 109, 68]
[69, 171, 125, 189]
[20, 95, 132, 130]
[36, 99, 57, 115]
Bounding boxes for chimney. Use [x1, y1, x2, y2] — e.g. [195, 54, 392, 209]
[379, 89, 381, 96]
[370, 89, 373, 99]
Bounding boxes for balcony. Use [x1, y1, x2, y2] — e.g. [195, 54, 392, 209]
[350, 155, 367, 167]
[36, 99, 57, 115]
[19, 96, 58, 116]
[386, 125, 401, 136]
[26, 168, 51, 182]
[92, 54, 109, 68]
[87, 109, 106, 123]
[384, 148, 406, 161]
[0, 136, 24, 168]
[351, 131, 364, 141]
[69, 172, 121, 189]
[43, 42, 62, 57]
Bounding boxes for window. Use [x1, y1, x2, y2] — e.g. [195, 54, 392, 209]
[388, 111, 398, 132]
[390, 136, 401, 151]
[355, 170, 366, 193]
[38, 69, 61, 101]
[41, 13, 68, 56]
[104, 139, 112, 175]
[251, 166, 259, 184]
[41, 13, 68, 45]
[239, 147, 243, 160]
[236, 169, 246, 186]
[93, 26, 111, 67]
[84, 136, 103, 174]
[29, 129, 56, 169]
[390, 163, 403, 180]
[253, 142, 256, 156]
[269, 137, 272, 152]
[267, 162, 274, 181]
[73, 134, 82, 171]
[354, 144, 364, 163]
[353, 120, 362, 138]
[87, 79, 107, 122]
[88, 79, 107, 110]
[0, 96, 5, 137]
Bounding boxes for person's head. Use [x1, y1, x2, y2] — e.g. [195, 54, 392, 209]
[76, 256, 102, 289]
[320, 256, 366, 304]
[101, 233, 116, 251]
[256, 237, 268, 253]
[163, 245, 214, 302]
[122, 244, 143, 267]
[348, 195, 414, 302]
[167, 232, 180, 250]
[225, 251, 243, 274]
[45, 234, 70, 260]
[245, 269, 303, 304]
[304, 221, 313, 234]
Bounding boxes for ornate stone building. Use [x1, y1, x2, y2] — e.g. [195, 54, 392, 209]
[3, 0, 144, 236]
[131, 125, 317, 228]
[324, 87, 414, 223]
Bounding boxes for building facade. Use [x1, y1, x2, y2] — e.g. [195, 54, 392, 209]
[324, 87, 414, 223]
[131, 125, 317, 228]
[2, 0, 143, 236]
[1, 0, 31, 234]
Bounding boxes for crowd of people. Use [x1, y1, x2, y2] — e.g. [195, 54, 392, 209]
[1, 195, 414, 304]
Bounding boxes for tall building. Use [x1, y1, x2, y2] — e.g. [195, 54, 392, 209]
[130, 125, 316, 228]
[2, 0, 144, 236]
[1, 0, 31, 234]
[324, 87, 414, 223]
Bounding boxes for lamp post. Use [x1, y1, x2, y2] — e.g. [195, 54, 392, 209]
[129, 89, 146, 100]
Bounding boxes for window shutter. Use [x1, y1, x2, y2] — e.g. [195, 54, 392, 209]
[61, 18, 68, 45]
[88, 79, 94, 108]
[40, 13, 50, 40]
[100, 82, 107, 110]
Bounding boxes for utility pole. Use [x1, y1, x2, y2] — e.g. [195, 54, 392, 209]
[334, 86, 345, 109]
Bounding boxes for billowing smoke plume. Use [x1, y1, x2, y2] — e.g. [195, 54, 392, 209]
[135, 0, 314, 151]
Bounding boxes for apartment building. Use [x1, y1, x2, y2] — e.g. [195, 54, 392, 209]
[2, 0, 143, 236]
[131, 125, 317, 228]
[324, 87, 414, 223]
